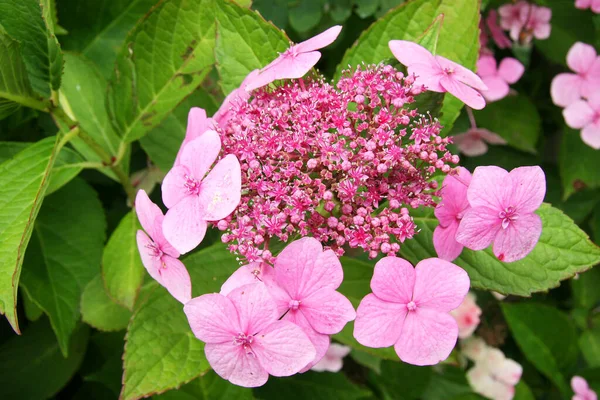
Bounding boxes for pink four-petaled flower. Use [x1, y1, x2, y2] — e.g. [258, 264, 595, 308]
[354, 256, 470, 366]
[175, 107, 215, 165]
[477, 55, 524, 102]
[551, 42, 600, 107]
[453, 128, 507, 157]
[563, 92, 600, 149]
[389, 40, 487, 110]
[572, 376, 598, 400]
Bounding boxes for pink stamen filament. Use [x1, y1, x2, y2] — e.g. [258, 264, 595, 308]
[499, 206, 518, 229]
[184, 174, 201, 195]
[233, 333, 255, 356]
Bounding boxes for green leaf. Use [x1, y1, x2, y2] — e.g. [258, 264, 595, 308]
[81, 275, 132, 331]
[369, 360, 433, 400]
[400, 204, 600, 296]
[102, 211, 144, 310]
[580, 327, 600, 368]
[514, 381, 535, 400]
[0, 135, 61, 332]
[140, 88, 220, 172]
[56, 0, 158, 78]
[559, 127, 600, 200]
[40, 0, 68, 35]
[335, 0, 480, 133]
[289, 0, 323, 33]
[473, 94, 540, 153]
[20, 178, 106, 356]
[107, 0, 217, 143]
[0, 318, 89, 399]
[122, 243, 238, 400]
[254, 371, 371, 400]
[252, 0, 289, 28]
[572, 267, 600, 310]
[22, 287, 44, 321]
[355, 0, 380, 18]
[421, 366, 475, 400]
[155, 371, 254, 400]
[215, 0, 289, 95]
[0, 0, 63, 97]
[502, 302, 578, 396]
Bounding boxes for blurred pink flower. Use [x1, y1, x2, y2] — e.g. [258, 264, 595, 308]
[467, 346, 523, 400]
[575, 0, 600, 13]
[456, 166, 546, 263]
[498, 1, 529, 31]
[486, 10, 512, 49]
[453, 128, 507, 157]
[551, 42, 600, 107]
[563, 92, 600, 149]
[311, 343, 351, 372]
[433, 167, 472, 261]
[389, 40, 487, 109]
[354, 256, 470, 366]
[500, 2, 551, 44]
[477, 55, 525, 102]
[450, 292, 482, 339]
[572, 376, 598, 400]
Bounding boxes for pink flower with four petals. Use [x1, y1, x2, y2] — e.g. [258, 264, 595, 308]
[551, 42, 600, 107]
[477, 55, 524, 102]
[563, 92, 600, 149]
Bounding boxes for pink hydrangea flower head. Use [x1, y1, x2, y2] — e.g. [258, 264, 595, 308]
[389, 40, 488, 109]
[477, 55, 524, 102]
[486, 10, 512, 49]
[572, 376, 598, 400]
[551, 42, 600, 107]
[433, 167, 472, 261]
[576, 0, 600, 13]
[175, 107, 215, 164]
[213, 69, 260, 131]
[453, 128, 507, 157]
[184, 283, 316, 387]
[455, 165, 546, 262]
[311, 343, 351, 372]
[135, 190, 191, 303]
[450, 292, 481, 339]
[354, 256, 470, 366]
[162, 130, 242, 254]
[563, 92, 600, 149]
[246, 25, 342, 91]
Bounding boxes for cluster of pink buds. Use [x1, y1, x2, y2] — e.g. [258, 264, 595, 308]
[215, 64, 459, 263]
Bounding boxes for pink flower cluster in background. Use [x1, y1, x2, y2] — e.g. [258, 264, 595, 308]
[498, 1, 552, 44]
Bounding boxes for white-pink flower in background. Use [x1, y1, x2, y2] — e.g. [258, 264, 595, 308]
[454, 128, 507, 157]
[477, 55, 525, 102]
[389, 40, 487, 109]
[456, 165, 546, 263]
[450, 292, 482, 339]
[563, 92, 600, 149]
[311, 343, 351, 373]
[551, 42, 600, 107]
[467, 346, 523, 400]
[572, 376, 598, 400]
[575, 0, 600, 14]
[354, 256, 470, 366]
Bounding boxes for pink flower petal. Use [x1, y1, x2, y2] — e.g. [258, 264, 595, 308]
[434, 168, 471, 227]
[159, 255, 192, 304]
[550, 73, 583, 107]
[184, 293, 241, 343]
[370, 256, 415, 303]
[497, 58, 524, 84]
[162, 196, 208, 254]
[433, 223, 464, 262]
[179, 130, 222, 182]
[295, 25, 342, 53]
[456, 206, 503, 251]
[175, 107, 214, 164]
[533, 23, 551, 40]
[572, 376, 591, 394]
[284, 308, 330, 371]
[301, 289, 356, 334]
[388, 40, 437, 68]
[252, 320, 316, 377]
[436, 56, 488, 91]
[161, 165, 192, 209]
[476, 55, 497, 77]
[408, 63, 444, 92]
[249, 52, 322, 90]
[506, 166, 546, 214]
[227, 283, 279, 336]
[311, 344, 347, 372]
[567, 42, 597, 74]
[394, 308, 458, 366]
[220, 263, 270, 296]
[563, 100, 595, 129]
[136, 230, 162, 281]
[439, 75, 486, 110]
[453, 132, 488, 157]
[413, 258, 470, 312]
[481, 76, 510, 102]
[576, 0, 591, 8]
[467, 166, 510, 210]
[354, 293, 407, 348]
[205, 343, 268, 388]
[134, 190, 179, 257]
[582, 121, 600, 149]
[478, 129, 508, 145]
[198, 154, 242, 221]
[214, 69, 260, 129]
[450, 292, 481, 339]
[492, 213, 542, 262]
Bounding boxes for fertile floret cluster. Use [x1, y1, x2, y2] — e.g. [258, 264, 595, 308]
[215, 64, 459, 263]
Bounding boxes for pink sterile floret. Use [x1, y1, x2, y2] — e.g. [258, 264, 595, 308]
[246, 25, 342, 91]
[354, 256, 470, 366]
[184, 282, 316, 388]
[449, 292, 481, 339]
[572, 376, 598, 400]
[467, 344, 523, 400]
[389, 40, 488, 110]
[575, 0, 600, 14]
[175, 107, 215, 164]
[551, 42, 600, 107]
[453, 128, 507, 157]
[311, 343, 351, 373]
[162, 130, 242, 254]
[477, 55, 524, 102]
[563, 92, 600, 149]
[433, 167, 472, 261]
[455, 166, 546, 263]
[135, 190, 191, 304]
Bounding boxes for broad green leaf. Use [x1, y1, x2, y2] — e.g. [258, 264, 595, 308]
[56, 0, 158, 78]
[40, 0, 68, 35]
[335, 0, 480, 133]
[350, 349, 382, 373]
[155, 371, 254, 400]
[254, 371, 371, 399]
[81, 275, 132, 332]
[102, 211, 144, 310]
[421, 366, 475, 400]
[400, 204, 600, 296]
[140, 88, 220, 172]
[122, 244, 238, 400]
[559, 127, 600, 200]
[572, 267, 600, 310]
[289, 0, 323, 33]
[22, 287, 44, 321]
[355, 0, 380, 18]
[215, 0, 289, 94]
[514, 381, 535, 400]
[369, 360, 433, 400]
[0, 0, 63, 97]
[108, 0, 217, 143]
[0, 135, 61, 332]
[473, 95, 540, 153]
[580, 328, 600, 368]
[502, 302, 578, 396]
[20, 178, 106, 356]
[0, 318, 89, 399]
[252, 0, 289, 28]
